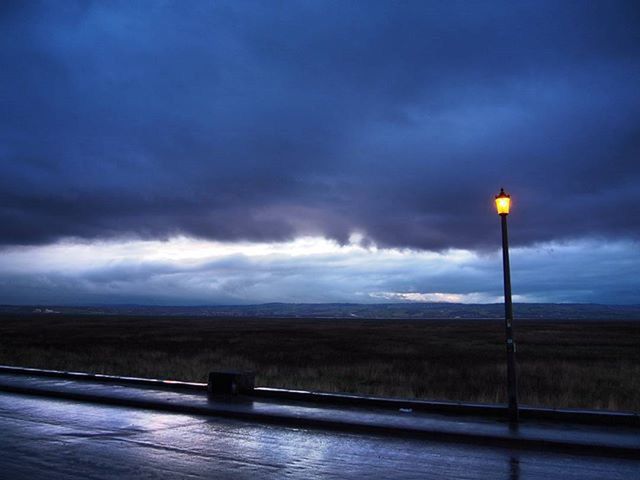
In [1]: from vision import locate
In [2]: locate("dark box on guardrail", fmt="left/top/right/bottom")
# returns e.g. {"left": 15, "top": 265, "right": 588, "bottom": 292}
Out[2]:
{"left": 208, "top": 371, "right": 255, "bottom": 396}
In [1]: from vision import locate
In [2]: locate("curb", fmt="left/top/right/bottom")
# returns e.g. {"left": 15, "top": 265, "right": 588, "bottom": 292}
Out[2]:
{"left": 251, "top": 387, "right": 640, "bottom": 427}
{"left": 1, "top": 380, "right": 638, "bottom": 460}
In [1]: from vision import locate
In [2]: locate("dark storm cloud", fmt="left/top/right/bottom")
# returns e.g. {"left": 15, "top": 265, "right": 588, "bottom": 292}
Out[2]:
{"left": 2, "top": 0, "right": 640, "bottom": 249}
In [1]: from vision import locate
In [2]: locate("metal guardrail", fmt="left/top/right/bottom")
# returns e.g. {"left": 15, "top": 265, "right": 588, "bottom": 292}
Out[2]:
{"left": 0, "top": 364, "right": 637, "bottom": 427}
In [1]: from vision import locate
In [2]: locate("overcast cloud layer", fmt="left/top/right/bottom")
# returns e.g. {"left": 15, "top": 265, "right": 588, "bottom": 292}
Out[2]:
{"left": 1, "top": 1, "right": 639, "bottom": 304}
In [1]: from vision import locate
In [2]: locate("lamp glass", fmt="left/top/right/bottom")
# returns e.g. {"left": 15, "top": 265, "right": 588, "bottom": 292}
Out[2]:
{"left": 495, "top": 194, "right": 511, "bottom": 215}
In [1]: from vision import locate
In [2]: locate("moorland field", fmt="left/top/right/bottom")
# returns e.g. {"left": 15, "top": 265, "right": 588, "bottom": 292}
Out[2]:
{"left": 0, "top": 314, "right": 638, "bottom": 411}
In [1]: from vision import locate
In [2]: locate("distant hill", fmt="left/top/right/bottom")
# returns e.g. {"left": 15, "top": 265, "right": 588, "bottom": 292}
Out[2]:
{"left": 1, "top": 303, "right": 640, "bottom": 320}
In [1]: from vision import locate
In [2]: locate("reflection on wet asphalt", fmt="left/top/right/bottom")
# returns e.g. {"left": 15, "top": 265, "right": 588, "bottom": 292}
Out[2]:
{"left": 1, "top": 392, "right": 638, "bottom": 479}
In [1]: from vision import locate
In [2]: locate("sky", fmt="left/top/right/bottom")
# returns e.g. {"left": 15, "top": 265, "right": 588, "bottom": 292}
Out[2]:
{"left": 1, "top": 0, "right": 639, "bottom": 305}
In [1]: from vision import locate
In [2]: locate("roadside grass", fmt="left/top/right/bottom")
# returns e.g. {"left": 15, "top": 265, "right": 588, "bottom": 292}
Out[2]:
{"left": 0, "top": 315, "right": 637, "bottom": 411}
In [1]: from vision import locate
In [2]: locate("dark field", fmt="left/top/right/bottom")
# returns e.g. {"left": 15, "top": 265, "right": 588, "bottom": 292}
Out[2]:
{"left": 0, "top": 315, "right": 638, "bottom": 412}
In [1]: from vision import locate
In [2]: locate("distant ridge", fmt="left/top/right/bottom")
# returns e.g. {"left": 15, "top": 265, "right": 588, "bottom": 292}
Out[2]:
{"left": 1, "top": 303, "right": 640, "bottom": 320}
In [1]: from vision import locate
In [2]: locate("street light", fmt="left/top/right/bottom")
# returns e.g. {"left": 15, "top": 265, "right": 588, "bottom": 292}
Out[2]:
{"left": 495, "top": 188, "right": 519, "bottom": 423}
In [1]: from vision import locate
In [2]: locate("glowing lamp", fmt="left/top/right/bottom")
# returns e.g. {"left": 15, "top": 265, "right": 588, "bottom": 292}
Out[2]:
{"left": 495, "top": 188, "right": 511, "bottom": 215}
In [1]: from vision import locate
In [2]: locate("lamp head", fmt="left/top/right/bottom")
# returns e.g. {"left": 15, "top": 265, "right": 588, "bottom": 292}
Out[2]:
{"left": 495, "top": 188, "right": 511, "bottom": 215}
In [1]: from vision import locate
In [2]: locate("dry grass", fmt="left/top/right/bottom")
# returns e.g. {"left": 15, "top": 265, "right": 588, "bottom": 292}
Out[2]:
{"left": 0, "top": 315, "right": 638, "bottom": 412}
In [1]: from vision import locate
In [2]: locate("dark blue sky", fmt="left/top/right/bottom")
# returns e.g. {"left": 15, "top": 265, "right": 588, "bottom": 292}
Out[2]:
{"left": 1, "top": 1, "right": 639, "bottom": 304}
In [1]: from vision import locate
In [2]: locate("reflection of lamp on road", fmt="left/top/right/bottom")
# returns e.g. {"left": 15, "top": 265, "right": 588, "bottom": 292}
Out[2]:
{"left": 495, "top": 188, "right": 519, "bottom": 423}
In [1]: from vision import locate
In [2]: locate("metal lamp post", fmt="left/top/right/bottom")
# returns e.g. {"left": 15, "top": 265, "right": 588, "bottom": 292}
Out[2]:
{"left": 495, "top": 188, "right": 519, "bottom": 423}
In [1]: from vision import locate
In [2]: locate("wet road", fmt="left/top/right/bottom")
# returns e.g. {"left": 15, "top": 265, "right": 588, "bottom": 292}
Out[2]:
{"left": 1, "top": 392, "right": 638, "bottom": 479}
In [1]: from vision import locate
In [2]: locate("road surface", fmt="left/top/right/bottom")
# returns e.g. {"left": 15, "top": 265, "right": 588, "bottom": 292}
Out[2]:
{"left": 1, "top": 391, "right": 638, "bottom": 479}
